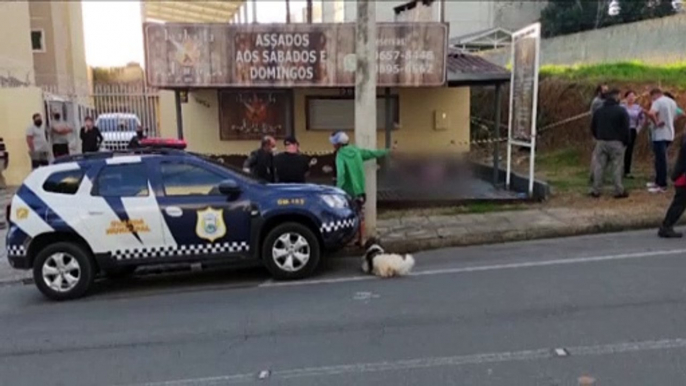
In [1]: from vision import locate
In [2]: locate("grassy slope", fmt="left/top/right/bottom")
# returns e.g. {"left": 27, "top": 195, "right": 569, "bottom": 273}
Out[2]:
{"left": 540, "top": 62, "right": 686, "bottom": 89}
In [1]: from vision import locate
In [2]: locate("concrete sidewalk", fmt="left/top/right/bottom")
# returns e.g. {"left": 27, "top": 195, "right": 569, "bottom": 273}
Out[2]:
{"left": 0, "top": 189, "right": 674, "bottom": 285}
{"left": 378, "top": 206, "right": 670, "bottom": 253}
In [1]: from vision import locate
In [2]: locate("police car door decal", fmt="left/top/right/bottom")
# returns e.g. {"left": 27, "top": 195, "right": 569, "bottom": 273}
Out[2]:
{"left": 195, "top": 207, "right": 227, "bottom": 242}
{"left": 77, "top": 159, "right": 171, "bottom": 255}
{"left": 158, "top": 199, "right": 251, "bottom": 256}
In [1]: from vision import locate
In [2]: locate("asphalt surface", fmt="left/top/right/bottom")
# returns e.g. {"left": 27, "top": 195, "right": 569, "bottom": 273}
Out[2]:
{"left": 2, "top": 228, "right": 686, "bottom": 385}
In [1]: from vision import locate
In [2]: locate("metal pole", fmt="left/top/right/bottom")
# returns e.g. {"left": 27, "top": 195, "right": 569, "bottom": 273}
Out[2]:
{"left": 307, "top": 0, "right": 313, "bottom": 23}
{"left": 505, "top": 30, "right": 516, "bottom": 190}
{"left": 355, "top": 0, "right": 377, "bottom": 241}
{"left": 174, "top": 90, "right": 184, "bottom": 140}
{"left": 252, "top": 0, "right": 257, "bottom": 23}
{"left": 384, "top": 87, "right": 392, "bottom": 149}
{"left": 440, "top": 0, "right": 446, "bottom": 22}
{"left": 242, "top": 2, "right": 248, "bottom": 24}
{"left": 492, "top": 83, "right": 502, "bottom": 185}
{"left": 286, "top": 0, "right": 291, "bottom": 23}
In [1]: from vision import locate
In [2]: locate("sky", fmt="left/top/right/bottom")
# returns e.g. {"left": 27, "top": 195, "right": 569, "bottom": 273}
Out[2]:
{"left": 82, "top": 1, "right": 306, "bottom": 68}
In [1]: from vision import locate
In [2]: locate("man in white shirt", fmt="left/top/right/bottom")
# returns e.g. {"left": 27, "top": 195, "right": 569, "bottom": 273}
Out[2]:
{"left": 26, "top": 113, "right": 50, "bottom": 169}
{"left": 49, "top": 112, "right": 73, "bottom": 158}
{"left": 646, "top": 88, "right": 678, "bottom": 193}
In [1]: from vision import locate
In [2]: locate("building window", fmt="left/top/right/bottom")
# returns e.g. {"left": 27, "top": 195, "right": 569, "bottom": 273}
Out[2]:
{"left": 306, "top": 95, "right": 400, "bottom": 131}
{"left": 31, "top": 30, "right": 45, "bottom": 52}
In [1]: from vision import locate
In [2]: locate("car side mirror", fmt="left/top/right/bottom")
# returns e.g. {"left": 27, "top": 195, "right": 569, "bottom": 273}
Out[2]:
{"left": 218, "top": 179, "right": 241, "bottom": 198}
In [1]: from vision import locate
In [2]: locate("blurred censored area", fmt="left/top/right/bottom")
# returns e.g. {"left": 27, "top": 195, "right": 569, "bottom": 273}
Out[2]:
{"left": 210, "top": 147, "right": 514, "bottom": 206}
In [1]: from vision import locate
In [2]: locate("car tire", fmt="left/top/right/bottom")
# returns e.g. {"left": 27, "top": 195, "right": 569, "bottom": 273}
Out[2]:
{"left": 103, "top": 266, "right": 137, "bottom": 280}
{"left": 262, "top": 222, "right": 321, "bottom": 281}
{"left": 32, "top": 242, "right": 95, "bottom": 301}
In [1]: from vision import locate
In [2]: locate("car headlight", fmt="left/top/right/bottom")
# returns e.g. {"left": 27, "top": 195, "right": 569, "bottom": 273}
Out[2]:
{"left": 321, "top": 194, "right": 349, "bottom": 209}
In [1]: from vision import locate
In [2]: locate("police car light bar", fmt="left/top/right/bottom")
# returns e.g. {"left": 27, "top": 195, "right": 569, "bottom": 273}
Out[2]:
{"left": 139, "top": 138, "right": 187, "bottom": 149}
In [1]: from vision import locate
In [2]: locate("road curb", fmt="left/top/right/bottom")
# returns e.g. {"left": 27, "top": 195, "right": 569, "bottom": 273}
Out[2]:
{"left": 0, "top": 216, "right": 670, "bottom": 287}
{"left": 364, "top": 216, "right": 669, "bottom": 255}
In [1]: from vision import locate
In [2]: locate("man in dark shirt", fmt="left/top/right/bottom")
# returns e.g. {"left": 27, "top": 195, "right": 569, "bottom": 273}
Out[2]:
{"left": 79, "top": 116, "right": 103, "bottom": 153}
{"left": 128, "top": 126, "right": 147, "bottom": 149}
{"left": 659, "top": 136, "right": 686, "bottom": 238}
{"left": 274, "top": 136, "right": 311, "bottom": 183}
{"left": 243, "top": 135, "right": 276, "bottom": 182}
{"left": 590, "top": 88, "right": 631, "bottom": 199}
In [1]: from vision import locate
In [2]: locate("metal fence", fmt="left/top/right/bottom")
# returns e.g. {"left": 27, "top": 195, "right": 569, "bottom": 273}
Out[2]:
{"left": 41, "top": 83, "right": 160, "bottom": 152}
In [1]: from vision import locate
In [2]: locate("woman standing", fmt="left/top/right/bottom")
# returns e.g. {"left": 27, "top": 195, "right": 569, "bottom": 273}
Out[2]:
{"left": 621, "top": 90, "right": 644, "bottom": 179}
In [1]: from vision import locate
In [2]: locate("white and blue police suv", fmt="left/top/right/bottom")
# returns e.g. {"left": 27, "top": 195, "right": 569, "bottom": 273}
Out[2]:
{"left": 5, "top": 149, "right": 358, "bottom": 300}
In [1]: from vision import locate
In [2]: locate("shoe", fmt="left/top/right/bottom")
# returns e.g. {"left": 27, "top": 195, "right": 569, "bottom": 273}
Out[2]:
{"left": 614, "top": 192, "right": 629, "bottom": 199}
{"left": 658, "top": 228, "right": 683, "bottom": 238}
{"left": 589, "top": 192, "right": 601, "bottom": 198}
{"left": 648, "top": 186, "right": 667, "bottom": 194}
{"left": 647, "top": 182, "right": 658, "bottom": 188}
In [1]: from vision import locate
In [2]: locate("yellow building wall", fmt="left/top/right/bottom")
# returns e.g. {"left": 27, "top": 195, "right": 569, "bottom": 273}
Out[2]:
{"left": 66, "top": 0, "right": 90, "bottom": 101}
{"left": 160, "top": 87, "right": 470, "bottom": 155}
{"left": 30, "top": 0, "right": 90, "bottom": 102}
{"left": 0, "top": 87, "right": 45, "bottom": 186}
{"left": 0, "top": 2, "right": 35, "bottom": 84}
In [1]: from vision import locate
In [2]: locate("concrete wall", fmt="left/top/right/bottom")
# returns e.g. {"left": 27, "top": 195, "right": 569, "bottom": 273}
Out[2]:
{"left": 480, "top": 13, "right": 686, "bottom": 67}
{"left": 0, "top": 87, "right": 44, "bottom": 186}
{"left": 0, "top": 2, "right": 35, "bottom": 84}
{"left": 159, "top": 87, "right": 471, "bottom": 156}
{"left": 320, "top": 0, "right": 545, "bottom": 39}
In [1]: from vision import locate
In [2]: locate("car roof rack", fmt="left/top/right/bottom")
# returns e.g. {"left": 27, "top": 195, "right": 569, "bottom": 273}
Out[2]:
{"left": 52, "top": 146, "right": 190, "bottom": 164}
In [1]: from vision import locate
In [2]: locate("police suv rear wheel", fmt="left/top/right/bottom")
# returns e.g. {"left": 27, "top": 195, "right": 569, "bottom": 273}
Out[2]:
{"left": 33, "top": 242, "right": 95, "bottom": 301}
{"left": 263, "top": 223, "right": 320, "bottom": 280}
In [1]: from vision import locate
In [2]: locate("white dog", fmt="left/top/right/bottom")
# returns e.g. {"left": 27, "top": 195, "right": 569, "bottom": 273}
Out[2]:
{"left": 361, "top": 238, "right": 415, "bottom": 278}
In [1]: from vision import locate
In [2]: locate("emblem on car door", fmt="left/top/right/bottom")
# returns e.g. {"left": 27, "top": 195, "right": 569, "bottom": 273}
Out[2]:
{"left": 196, "top": 207, "right": 226, "bottom": 242}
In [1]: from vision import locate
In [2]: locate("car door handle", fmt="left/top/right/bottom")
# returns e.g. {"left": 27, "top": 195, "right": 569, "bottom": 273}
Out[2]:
{"left": 165, "top": 206, "right": 183, "bottom": 217}
{"left": 88, "top": 211, "right": 104, "bottom": 216}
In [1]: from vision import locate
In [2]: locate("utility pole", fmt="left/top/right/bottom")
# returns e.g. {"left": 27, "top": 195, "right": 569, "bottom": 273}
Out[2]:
{"left": 306, "top": 0, "right": 313, "bottom": 23}
{"left": 355, "top": 0, "right": 377, "bottom": 240}
{"left": 286, "top": 0, "right": 291, "bottom": 23}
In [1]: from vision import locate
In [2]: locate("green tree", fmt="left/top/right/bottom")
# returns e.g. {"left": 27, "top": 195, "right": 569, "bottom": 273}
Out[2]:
{"left": 540, "top": 0, "right": 677, "bottom": 38}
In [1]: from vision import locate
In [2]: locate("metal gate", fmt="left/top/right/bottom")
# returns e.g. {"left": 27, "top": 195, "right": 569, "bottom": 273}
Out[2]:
{"left": 42, "top": 84, "right": 160, "bottom": 153}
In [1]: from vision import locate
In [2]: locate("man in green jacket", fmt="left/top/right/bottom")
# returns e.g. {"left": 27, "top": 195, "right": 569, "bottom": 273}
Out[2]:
{"left": 330, "top": 131, "right": 391, "bottom": 244}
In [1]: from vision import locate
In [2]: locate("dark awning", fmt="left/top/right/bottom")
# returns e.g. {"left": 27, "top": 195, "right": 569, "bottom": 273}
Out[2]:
{"left": 446, "top": 50, "right": 510, "bottom": 87}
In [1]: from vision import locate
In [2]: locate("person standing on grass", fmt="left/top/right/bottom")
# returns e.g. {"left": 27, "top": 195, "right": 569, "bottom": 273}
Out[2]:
{"left": 329, "top": 131, "right": 392, "bottom": 245}
{"left": 646, "top": 88, "right": 678, "bottom": 194}
{"left": 621, "top": 90, "right": 644, "bottom": 179}
{"left": 658, "top": 134, "right": 686, "bottom": 238}
{"left": 79, "top": 116, "right": 103, "bottom": 153}
{"left": 589, "top": 88, "right": 630, "bottom": 199}
{"left": 589, "top": 84, "right": 609, "bottom": 184}
{"left": 664, "top": 92, "right": 685, "bottom": 121}
{"left": 590, "top": 84, "right": 609, "bottom": 114}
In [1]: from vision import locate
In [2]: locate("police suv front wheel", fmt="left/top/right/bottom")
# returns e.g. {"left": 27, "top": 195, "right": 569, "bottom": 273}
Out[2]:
{"left": 262, "top": 223, "right": 321, "bottom": 280}
{"left": 32, "top": 242, "right": 95, "bottom": 301}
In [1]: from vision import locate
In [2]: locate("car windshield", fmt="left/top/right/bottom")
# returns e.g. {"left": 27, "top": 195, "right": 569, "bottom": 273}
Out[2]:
{"left": 96, "top": 117, "right": 140, "bottom": 133}
{"left": 188, "top": 152, "right": 266, "bottom": 185}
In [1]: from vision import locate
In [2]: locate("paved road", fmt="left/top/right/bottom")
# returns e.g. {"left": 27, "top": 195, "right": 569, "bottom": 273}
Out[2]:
{"left": 1, "top": 228, "right": 686, "bottom": 385}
